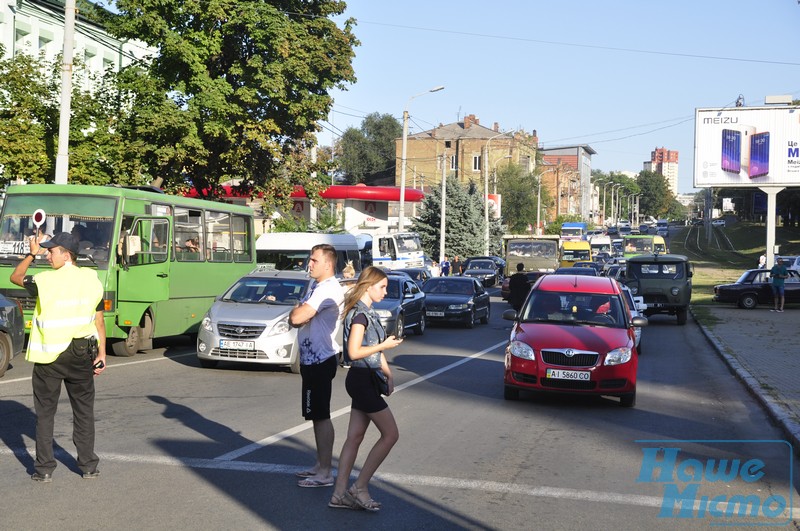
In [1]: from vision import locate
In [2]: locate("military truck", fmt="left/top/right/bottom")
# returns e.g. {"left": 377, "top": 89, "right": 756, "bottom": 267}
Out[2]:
{"left": 623, "top": 254, "right": 693, "bottom": 325}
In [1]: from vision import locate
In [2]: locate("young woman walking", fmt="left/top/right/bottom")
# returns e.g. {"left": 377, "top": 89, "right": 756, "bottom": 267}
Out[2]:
{"left": 329, "top": 267, "right": 403, "bottom": 512}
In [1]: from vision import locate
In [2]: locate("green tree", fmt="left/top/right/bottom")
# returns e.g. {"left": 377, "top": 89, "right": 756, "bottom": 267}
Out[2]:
{"left": 108, "top": 0, "right": 358, "bottom": 205}
{"left": 496, "top": 163, "right": 546, "bottom": 233}
{"left": 637, "top": 170, "right": 674, "bottom": 217}
{"left": 412, "top": 175, "right": 487, "bottom": 261}
{"left": 0, "top": 47, "right": 128, "bottom": 186}
{"left": 336, "top": 112, "right": 402, "bottom": 184}
{"left": 544, "top": 214, "right": 583, "bottom": 236}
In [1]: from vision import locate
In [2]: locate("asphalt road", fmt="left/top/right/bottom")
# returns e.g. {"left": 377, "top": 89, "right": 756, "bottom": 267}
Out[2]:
{"left": 1, "top": 291, "right": 798, "bottom": 530}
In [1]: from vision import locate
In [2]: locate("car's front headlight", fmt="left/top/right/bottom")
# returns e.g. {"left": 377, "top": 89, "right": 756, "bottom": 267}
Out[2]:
{"left": 629, "top": 286, "right": 638, "bottom": 295}
{"left": 448, "top": 303, "right": 469, "bottom": 310}
{"left": 508, "top": 340, "right": 535, "bottom": 361}
{"left": 201, "top": 315, "right": 213, "bottom": 333}
{"left": 670, "top": 287, "right": 680, "bottom": 296}
{"left": 605, "top": 347, "right": 633, "bottom": 365}
{"left": 374, "top": 309, "right": 392, "bottom": 319}
{"left": 267, "top": 317, "right": 291, "bottom": 337}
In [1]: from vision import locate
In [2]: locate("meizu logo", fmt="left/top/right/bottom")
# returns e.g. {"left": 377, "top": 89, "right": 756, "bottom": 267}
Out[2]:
{"left": 703, "top": 117, "right": 739, "bottom": 124}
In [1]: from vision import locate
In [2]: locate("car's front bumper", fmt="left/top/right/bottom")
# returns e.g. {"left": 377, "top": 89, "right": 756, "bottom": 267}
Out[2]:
{"left": 197, "top": 327, "right": 298, "bottom": 366}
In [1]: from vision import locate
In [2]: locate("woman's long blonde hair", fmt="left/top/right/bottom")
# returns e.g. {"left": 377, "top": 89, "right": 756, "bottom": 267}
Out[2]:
{"left": 342, "top": 266, "right": 388, "bottom": 319}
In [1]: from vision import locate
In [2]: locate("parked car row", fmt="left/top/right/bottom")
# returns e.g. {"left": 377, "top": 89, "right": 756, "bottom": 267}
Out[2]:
{"left": 197, "top": 266, "right": 494, "bottom": 373}
{"left": 713, "top": 268, "right": 800, "bottom": 309}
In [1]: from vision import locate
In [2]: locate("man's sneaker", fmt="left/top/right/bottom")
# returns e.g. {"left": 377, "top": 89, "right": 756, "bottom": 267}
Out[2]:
{"left": 82, "top": 470, "right": 100, "bottom": 479}
{"left": 777, "top": 309, "right": 784, "bottom": 313}
{"left": 770, "top": 309, "right": 777, "bottom": 312}
{"left": 31, "top": 472, "right": 52, "bottom": 483}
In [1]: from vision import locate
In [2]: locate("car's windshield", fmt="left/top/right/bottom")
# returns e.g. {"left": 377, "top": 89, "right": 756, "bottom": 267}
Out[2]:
{"left": 223, "top": 277, "right": 308, "bottom": 304}
{"left": 468, "top": 260, "right": 493, "bottom": 270}
{"left": 424, "top": 279, "right": 474, "bottom": 295}
{"left": 519, "top": 291, "right": 625, "bottom": 327}
{"left": 628, "top": 262, "right": 685, "bottom": 280}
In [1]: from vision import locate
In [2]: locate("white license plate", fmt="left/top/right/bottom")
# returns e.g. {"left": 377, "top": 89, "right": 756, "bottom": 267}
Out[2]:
{"left": 427, "top": 311, "right": 445, "bottom": 317}
{"left": 220, "top": 340, "right": 255, "bottom": 350}
{"left": 546, "top": 368, "right": 591, "bottom": 381}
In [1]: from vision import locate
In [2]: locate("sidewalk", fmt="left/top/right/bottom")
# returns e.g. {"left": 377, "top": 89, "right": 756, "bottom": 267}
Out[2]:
{"left": 693, "top": 305, "right": 800, "bottom": 450}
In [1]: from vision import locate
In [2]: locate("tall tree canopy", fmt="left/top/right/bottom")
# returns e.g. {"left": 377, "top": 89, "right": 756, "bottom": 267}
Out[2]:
{"left": 496, "top": 163, "right": 548, "bottom": 234}
{"left": 335, "top": 112, "right": 402, "bottom": 184}
{"left": 412, "top": 176, "right": 497, "bottom": 261}
{"left": 108, "top": 0, "right": 358, "bottom": 204}
{"left": 636, "top": 170, "right": 674, "bottom": 217}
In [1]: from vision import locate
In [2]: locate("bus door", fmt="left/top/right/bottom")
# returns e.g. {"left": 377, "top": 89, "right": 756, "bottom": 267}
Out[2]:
{"left": 117, "top": 217, "right": 171, "bottom": 322}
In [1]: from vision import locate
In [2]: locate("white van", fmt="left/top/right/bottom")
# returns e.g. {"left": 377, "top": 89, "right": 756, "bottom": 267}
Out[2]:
{"left": 255, "top": 232, "right": 361, "bottom": 275}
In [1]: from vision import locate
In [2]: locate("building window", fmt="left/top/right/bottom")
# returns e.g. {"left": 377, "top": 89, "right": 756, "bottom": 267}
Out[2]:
{"left": 472, "top": 155, "right": 481, "bottom": 172}
{"left": 445, "top": 141, "right": 452, "bottom": 149}
{"left": 450, "top": 155, "right": 457, "bottom": 170}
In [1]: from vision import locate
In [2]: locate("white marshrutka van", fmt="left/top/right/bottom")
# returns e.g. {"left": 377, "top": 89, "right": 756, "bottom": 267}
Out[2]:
{"left": 255, "top": 232, "right": 361, "bottom": 275}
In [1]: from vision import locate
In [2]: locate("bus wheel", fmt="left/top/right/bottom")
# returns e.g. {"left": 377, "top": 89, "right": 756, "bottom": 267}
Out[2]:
{"left": 112, "top": 327, "right": 142, "bottom": 357}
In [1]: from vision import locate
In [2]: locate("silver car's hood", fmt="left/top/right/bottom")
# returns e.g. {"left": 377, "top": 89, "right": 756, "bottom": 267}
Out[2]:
{"left": 209, "top": 301, "right": 291, "bottom": 324}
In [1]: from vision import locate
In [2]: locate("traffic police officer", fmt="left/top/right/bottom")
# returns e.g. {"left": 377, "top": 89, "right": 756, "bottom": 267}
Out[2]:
{"left": 10, "top": 231, "right": 107, "bottom": 482}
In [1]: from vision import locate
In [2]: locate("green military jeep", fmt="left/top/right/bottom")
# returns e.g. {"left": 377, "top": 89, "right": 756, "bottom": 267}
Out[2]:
{"left": 623, "top": 254, "right": 693, "bottom": 325}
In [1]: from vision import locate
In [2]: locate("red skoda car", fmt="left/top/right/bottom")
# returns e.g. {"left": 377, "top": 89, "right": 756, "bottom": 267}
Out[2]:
{"left": 502, "top": 275, "right": 647, "bottom": 407}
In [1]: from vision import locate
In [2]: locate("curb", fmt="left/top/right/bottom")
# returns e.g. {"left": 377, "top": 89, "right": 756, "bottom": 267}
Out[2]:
{"left": 691, "top": 307, "right": 800, "bottom": 454}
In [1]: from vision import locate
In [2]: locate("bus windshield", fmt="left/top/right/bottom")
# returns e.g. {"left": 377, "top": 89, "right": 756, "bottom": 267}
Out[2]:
{"left": 0, "top": 194, "right": 116, "bottom": 266}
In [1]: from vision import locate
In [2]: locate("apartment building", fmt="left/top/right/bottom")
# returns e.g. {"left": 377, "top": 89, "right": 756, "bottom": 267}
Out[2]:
{"left": 643, "top": 147, "right": 679, "bottom": 195}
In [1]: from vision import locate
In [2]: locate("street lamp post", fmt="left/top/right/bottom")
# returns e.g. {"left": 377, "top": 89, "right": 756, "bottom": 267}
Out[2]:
{"left": 483, "top": 131, "right": 511, "bottom": 255}
{"left": 610, "top": 184, "right": 622, "bottom": 226}
{"left": 399, "top": 85, "right": 445, "bottom": 232}
{"left": 601, "top": 182, "right": 611, "bottom": 226}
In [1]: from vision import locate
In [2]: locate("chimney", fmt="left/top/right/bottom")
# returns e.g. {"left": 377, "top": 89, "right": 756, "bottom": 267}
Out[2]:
{"left": 493, "top": 122, "right": 499, "bottom": 132}
{"left": 532, "top": 129, "right": 539, "bottom": 148}
{"left": 464, "top": 114, "right": 473, "bottom": 129}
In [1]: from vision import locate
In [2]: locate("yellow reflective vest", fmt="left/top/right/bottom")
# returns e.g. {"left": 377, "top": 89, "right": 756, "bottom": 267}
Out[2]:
{"left": 26, "top": 264, "right": 103, "bottom": 364}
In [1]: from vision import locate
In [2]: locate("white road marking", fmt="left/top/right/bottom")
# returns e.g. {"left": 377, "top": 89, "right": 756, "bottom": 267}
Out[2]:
{"left": 1, "top": 446, "right": 796, "bottom": 519}
{"left": 214, "top": 340, "right": 509, "bottom": 461}
{"left": 0, "top": 352, "right": 197, "bottom": 386}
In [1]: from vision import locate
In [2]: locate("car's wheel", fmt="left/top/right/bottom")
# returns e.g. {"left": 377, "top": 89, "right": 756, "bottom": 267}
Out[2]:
{"left": 0, "top": 333, "right": 11, "bottom": 378}
{"left": 504, "top": 385, "right": 519, "bottom": 401}
{"left": 465, "top": 309, "right": 475, "bottom": 329}
{"left": 620, "top": 391, "right": 636, "bottom": 408}
{"left": 413, "top": 312, "right": 426, "bottom": 335}
{"left": 738, "top": 293, "right": 758, "bottom": 310}
{"left": 112, "top": 326, "right": 142, "bottom": 357}
{"left": 676, "top": 308, "right": 688, "bottom": 325}
{"left": 395, "top": 313, "right": 405, "bottom": 338}
{"left": 480, "top": 305, "right": 490, "bottom": 324}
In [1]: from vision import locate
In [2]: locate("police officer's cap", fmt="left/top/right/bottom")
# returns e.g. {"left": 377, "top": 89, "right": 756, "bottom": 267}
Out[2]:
{"left": 40, "top": 232, "right": 79, "bottom": 254}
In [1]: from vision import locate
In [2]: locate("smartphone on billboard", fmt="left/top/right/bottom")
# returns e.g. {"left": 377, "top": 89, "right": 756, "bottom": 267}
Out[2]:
{"left": 720, "top": 129, "right": 741, "bottom": 173}
{"left": 749, "top": 132, "right": 770, "bottom": 178}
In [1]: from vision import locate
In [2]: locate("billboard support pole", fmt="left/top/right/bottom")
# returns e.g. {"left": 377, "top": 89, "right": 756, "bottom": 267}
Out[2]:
{"left": 760, "top": 186, "right": 785, "bottom": 269}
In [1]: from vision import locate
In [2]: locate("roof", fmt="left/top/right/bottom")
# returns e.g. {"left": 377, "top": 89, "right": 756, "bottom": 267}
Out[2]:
{"left": 408, "top": 122, "right": 513, "bottom": 141}
{"left": 539, "top": 145, "right": 597, "bottom": 155}
{"left": 625, "top": 254, "right": 690, "bottom": 263}
{"left": 536, "top": 275, "right": 619, "bottom": 294}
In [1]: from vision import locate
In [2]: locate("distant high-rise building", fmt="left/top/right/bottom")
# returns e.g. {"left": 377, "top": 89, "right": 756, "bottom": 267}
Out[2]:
{"left": 643, "top": 147, "right": 678, "bottom": 194}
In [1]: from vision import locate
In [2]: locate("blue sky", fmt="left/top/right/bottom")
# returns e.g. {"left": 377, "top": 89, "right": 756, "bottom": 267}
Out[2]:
{"left": 318, "top": 0, "right": 800, "bottom": 193}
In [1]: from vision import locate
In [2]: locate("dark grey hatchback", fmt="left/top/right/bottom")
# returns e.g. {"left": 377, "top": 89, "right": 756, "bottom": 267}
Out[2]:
{"left": 422, "top": 276, "right": 491, "bottom": 328}
{"left": 0, "top": 294, "right": 26, "bottom": 378}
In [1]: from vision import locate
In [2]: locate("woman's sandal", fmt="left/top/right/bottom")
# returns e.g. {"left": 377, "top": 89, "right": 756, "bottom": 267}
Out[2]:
{"left": 328, "top": 493, "right": 359, "bottom": 510}
{"left": 346, "top": 485, "right": 381, "bottom": 512}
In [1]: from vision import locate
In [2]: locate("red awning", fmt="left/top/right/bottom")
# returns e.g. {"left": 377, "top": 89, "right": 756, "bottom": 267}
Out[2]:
{"left": 291, "top": 184, "right": 424, "bottom": 202}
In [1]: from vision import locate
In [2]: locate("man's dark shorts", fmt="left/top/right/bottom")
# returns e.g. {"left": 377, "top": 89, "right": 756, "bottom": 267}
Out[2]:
{"left": 771, "top": 284, "right": 785, "bottom": 296}
{"left": 300, "top": 355, "right": 338, "bottom": 420}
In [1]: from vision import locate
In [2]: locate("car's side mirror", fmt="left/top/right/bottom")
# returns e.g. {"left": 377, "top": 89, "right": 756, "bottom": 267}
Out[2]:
{"left": 631, "top": 316, "right": 648, "bottom": 327}
{"left": 502, "top": 309, "right": 518, "bottom": 321}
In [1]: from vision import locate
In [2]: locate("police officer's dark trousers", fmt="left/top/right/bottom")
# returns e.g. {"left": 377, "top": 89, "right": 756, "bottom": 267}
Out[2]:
{"left": 31, "top": 338, "right": 98, "bottom": 475}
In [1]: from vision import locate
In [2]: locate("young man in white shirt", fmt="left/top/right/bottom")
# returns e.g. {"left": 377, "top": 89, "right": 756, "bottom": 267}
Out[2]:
{"left": 289, "top": 244, "right": 344, "bottom": 487}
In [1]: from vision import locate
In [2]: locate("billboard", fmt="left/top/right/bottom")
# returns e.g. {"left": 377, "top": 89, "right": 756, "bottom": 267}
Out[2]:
{"left": 694, "top": 106, "right": 800, "bottom": 187}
